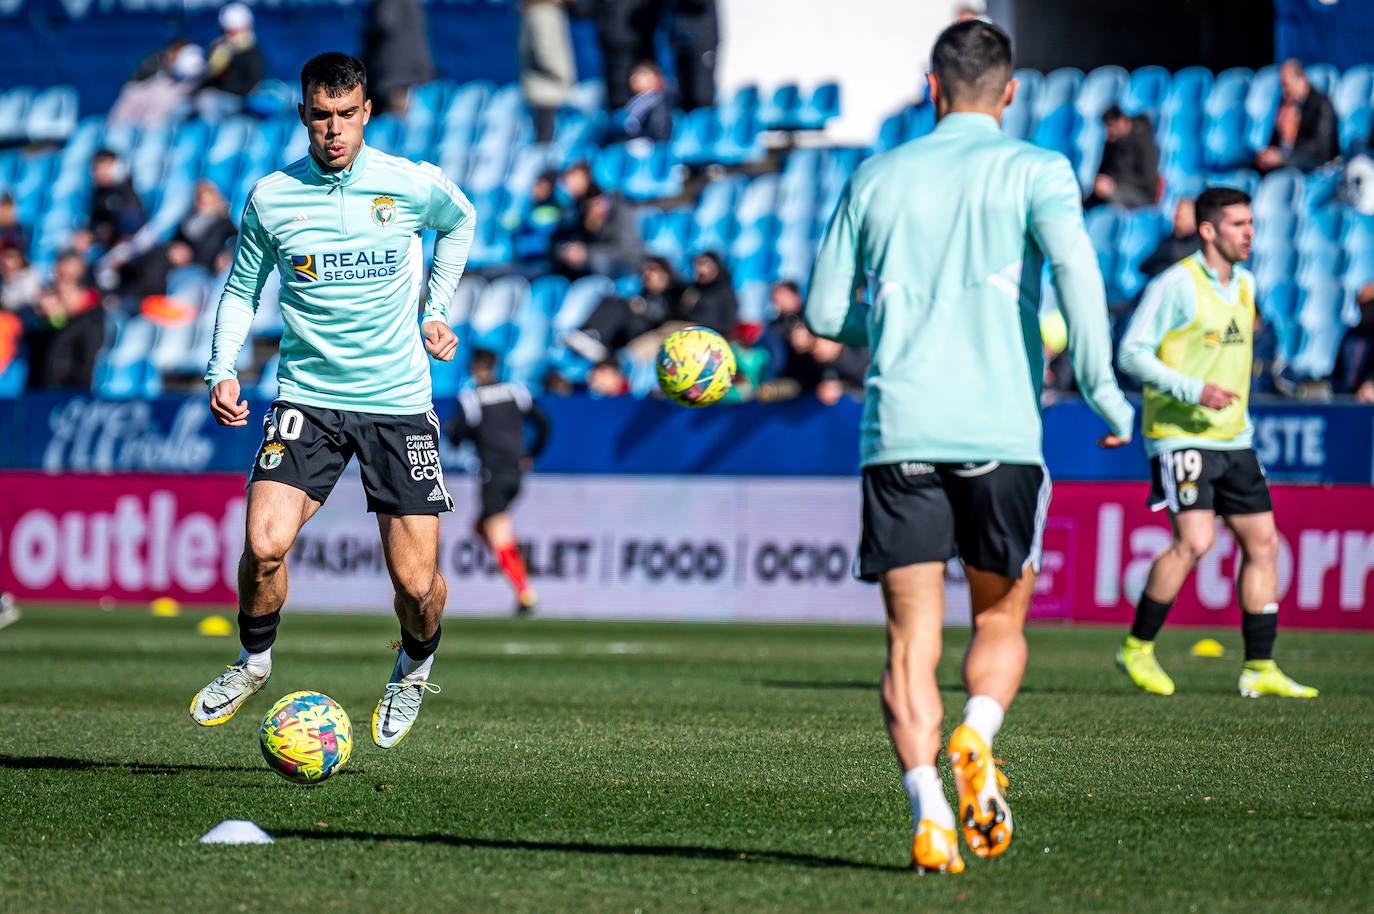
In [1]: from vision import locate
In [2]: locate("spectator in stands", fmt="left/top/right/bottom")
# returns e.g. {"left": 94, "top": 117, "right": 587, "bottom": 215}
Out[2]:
{"left": 610, "top": 61, "right": 673, "bottom": 145}
{"left": 87, "top": 150, "right": 146, "bottom": 254}
{"left": 1256, "top": 60, "right": 1338, "bottom": 175}
{"left": 587, "top": 357, "right": 630, "bottom": 397}
{"left": 195, "top": 2, "right": 266, "bottom": 122}
{"left": 1086, "top": 106, "right": 1158, "bottom": 210}
{"left": 519, "top": 0, "right": 576, "bottom": 143}
{"left": 668, "top": 0, "right": 718, "bottom": 112}
{"left": 1138, "top": 198, "right": 1201, "bottom": 278}
{"left": 362, "top": 0, "right": 437, "bottom": 116}
{"left": 672, "top": 251, "right": 737, "bottom": 335}
{"left": 596, "top": 0, "right": 657, "bottom": 111}
{"left": 0, "top": 247, "right": 42, "bottom": 313}
{"left": 760, "top": 319, "right": 865, "bottom": 405}
{"left": 567, "top": 255, "right": 684, "bottom": 362}
{"left": 108, "top": 37, "right": 205, "bottom": 126}
{"left": 759, "top": 279, "right": 803, "bottom": 373}
{"left": 551, "top": 187, "right": 644, "bottom": 280}
{"left": 23, "top": 252, "right": 105, "bottom": 390}
{"left": 507, "top": 169, "right": 564, "bottom": 275}
{"left": 0, "top": 194, "right": 28, "bottom": 255}
{"left": 554, "top": 160, "right": 599, "bottom": 234}
{"left": 168, "top": 180, "right": 239, "bottom": 272}
{"left": 1333, "top": 282, "right": 1374, "bottom": 403}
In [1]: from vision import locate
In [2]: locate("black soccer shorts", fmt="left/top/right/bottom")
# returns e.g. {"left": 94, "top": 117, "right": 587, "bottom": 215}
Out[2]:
{"left": 857, "top": 460, "right": 1051, "bottom": 581}
{"left": 477, "top": 467, "right": 523, "bottom": 520}
{"left": 249, "top": 400, "right": 454, "bottom": 515}
{"left": 1148, "top": 446, "right": 1273, "bottom": 516}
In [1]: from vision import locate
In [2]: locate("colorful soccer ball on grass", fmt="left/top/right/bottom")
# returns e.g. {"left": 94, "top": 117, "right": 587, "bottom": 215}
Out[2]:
{"left": 656, "top": 326, "right": 736, "bottom": 407}
{"left": 260, "top": 691, "right": 353, "bottom": 784}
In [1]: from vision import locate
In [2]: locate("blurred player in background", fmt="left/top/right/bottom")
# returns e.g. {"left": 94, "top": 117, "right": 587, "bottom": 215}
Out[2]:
{"left": 805, "top": 19, "right": 1134, "bottom": 873}
{"left": 1115, "top": 187, "right": 1317, "bottom": 700}
{"left": 192, "top": 52, "right": 476, "bottom": 749}
{"left": 447, "top": 348, "right": 551, "bottom": 615}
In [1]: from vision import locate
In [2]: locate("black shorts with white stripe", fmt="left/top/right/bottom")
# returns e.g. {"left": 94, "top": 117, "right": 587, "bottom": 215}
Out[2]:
{"left": 1148, "top": 446, "right": 1272, "bottom": 516}
{"left": 856, "top": 461, "right": 1051, "bottom": 582}
{"left": 249, "top": 400, "right": 454, "bottom": 515}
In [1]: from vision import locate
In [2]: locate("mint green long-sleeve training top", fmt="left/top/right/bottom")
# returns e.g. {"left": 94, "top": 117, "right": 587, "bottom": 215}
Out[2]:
{"left": 206, "top": 143, "right": 476, "bottom": 414}
{"left": 804, "top": 112, "right": 1134, "bottom": 467}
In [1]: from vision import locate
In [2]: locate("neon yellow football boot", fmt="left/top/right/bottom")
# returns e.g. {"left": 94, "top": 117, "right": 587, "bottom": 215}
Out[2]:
{"left": 947, "top": 724, "right": 1012, "bottom": 859}
{"left": 1238, "top": 660, "right": 1318, "bottom": 698}
{"left": 1115, "top": 636, "right": 1176, "bottom": 696}
{"left": 912, "top": 819, "right": 965, "bottom": 874}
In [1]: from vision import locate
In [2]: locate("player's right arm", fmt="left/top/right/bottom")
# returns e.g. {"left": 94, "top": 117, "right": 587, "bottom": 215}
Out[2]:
{"left": 205, "top": 196, "right": 277, "bottom": 426}
{"left": 803, "top": 179, "right": 870, "bottom": 348}
{"left": 1028, "top": 156, "right": 1134, "bottom": 442}
{"left": 1117, "top": 269, "right": 1223, "bottom": 406}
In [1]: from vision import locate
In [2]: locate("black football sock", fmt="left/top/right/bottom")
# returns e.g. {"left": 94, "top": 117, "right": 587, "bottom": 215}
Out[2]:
{"left": 238, "top": 609, "right": 281, "bottom": 654}
{"left": 1129, "top": 595, "right": 1173, "bottom": 642}
{"left": 1241, "top": 612, "right": 1278, "bottom": 662}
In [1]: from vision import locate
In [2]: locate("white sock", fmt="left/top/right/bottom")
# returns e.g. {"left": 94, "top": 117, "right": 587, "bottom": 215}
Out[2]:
{"left": 902, "top": 765, "right": 954, "bottom": 831}
{"left": 398, "top": 651, "right": 434, "bottom": 680}
{"left": 237, "top": 647, "right": 271, "bottom": 678}
{"left": 962, "top": 694, "right": 1005, "bottom": 746}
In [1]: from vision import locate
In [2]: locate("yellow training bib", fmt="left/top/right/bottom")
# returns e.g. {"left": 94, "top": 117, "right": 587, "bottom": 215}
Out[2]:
{"left": 1143, "top": 258, "right": 1253, "bottom": 441}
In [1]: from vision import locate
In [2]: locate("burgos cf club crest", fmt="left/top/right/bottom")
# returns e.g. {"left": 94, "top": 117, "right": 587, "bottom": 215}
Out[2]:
{"left": 259, "top": 442, "right": 285, "bottom": 471}
{"left": 371, "top": 194, "right": 397, "bottom": 227}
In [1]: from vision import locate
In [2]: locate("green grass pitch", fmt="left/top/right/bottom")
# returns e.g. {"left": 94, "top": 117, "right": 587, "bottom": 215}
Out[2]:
{"left": 2, "top": 607, "right": 1371, "bottom": 913}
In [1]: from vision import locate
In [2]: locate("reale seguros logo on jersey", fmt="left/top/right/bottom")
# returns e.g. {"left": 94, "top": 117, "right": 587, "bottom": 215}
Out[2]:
{"left": 289, "top": 249, "right": 400, "bottom": 282}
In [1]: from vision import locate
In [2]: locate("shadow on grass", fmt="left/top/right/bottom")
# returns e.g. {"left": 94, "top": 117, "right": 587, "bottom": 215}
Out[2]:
{"left": 0, "top": 753, "right": 331, "bottom": 777}
{"left": 273, "top": 827, "right": 908, "bottom": 872}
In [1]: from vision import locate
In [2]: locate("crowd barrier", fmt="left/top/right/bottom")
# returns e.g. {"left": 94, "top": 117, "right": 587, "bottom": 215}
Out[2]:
{"left": 2, "top": 393, "right": 1372, "bottom": 483}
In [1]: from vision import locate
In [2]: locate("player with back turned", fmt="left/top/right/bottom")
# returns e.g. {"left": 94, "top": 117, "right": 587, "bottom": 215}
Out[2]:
{"left": 1115, "top": 187, "right": 1317, "bottom": 700}
{"left": 190, "top": 52, "right": 477, "bottom": 749}
{"left": 805, "top": 20, "right": 1134, "bottom": 873}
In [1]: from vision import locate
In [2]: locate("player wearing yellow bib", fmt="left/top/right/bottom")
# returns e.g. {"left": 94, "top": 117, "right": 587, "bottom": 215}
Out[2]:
{"left": 1115, "top": 187, "right": 1316, "bottom": 700}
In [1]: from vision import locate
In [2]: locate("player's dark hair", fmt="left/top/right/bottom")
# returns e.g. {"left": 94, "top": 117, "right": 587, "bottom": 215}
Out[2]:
{"left": 470, "top": 348, "right": 499, "bottom": 373}
{"left": 930, "top": 19, "right": 1013, "bottom": 105}
{"left": 1101, "top": 104, "right": 1127, "bottom": 124}
{"left": 300, "top": 52, "right": 368, "bottom": 102}
{"left": 774, "top": 280, "right": 801, "bottom": 296}
{"left": 1195, "top": 187, "right": 1251, "bottom": 229}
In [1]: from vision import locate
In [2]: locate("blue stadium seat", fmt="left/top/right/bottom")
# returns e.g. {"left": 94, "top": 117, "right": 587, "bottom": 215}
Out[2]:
{"left": 256, "top": 354, "right": 280, "bottom": 402}
{"left": 505, "top": 293, "right": 552, "bottom": 388}
{"left": 1307, "top": 63, "right": 1340, "bottom": 99}
{"left": 367, "top": 114, "right": 405, "bottom": 156}
{"left": 249, "top": 273, "right": 285, "bottom": 339}
{"left": 1244, "top": 65, "right": 1279, "bottom": 152}
{"left": 670, "top": 107, "right": 720, "bottom": 166}
{"left": 551, "top": 108, "right": 603, "bottom": 165}
{"left": 429, "top": 351, "right": 462, "bottom": 401}
{"left": 1203, "top": 110, "right": 1250, "bottom": 170}
{"left": 1252, "top": 252, "right": 1295, "bottom": 301}
{"left": 466, "top": 274, "right": 528, "bottom": 354}
{"left": 1260, "top": 279, "right": 1298, "bottom": 321}
{"left": 446, "top": 275, "right": 488, "bottom": 328}
{"left": 564, "top": 79, "right": 606, "bottom": 114}
{"left": 710, "top": 107, "right": 765, "bottom": 166}
{"left": 1007, "top": 69, "right": 1042, "bottom": 138}
{"left": 94, "top": 357, "right": 162, "bottom": 399}
{"left": 1076, "top": 66, "right": 1127, "bottom": 120}
{"left": 1160, "top": 67, "right": 1211, "bottom": 139}
{"left": 24, "top": 84, "right": 78, "bottom": 144}
{"left": 1210, "top": 167, "right": 1260, "bottom": 198}
{"left": 465, "top": 144, "right": 514, "bottom": 194}
{"left": 876, "top": 103, "right": 935, "bottom": 152}
{"left": 735, "top": 280, "right": 771, "bottom": 323}
{"left": 528, "top": 274, "right": 569, "bottom": 317}
{"left": 800, "top": 82, "right": 841, "bottom": 129}
{"left": 692, "top": 207, "right": 737, "bottom": 254}
{"left": 759, "top": 83, "right": 804, "bottom": 130}
{"left": 1295, "top": 247, "right": 1341, "bottom": 290}
{"left": 1035, "top": 68, "right": 1083, "bottom": 122}
{"left": 149, "top": 267, "right": 212, "bottom": 372}
{"left": 467, "top": 209, "right": 514, "bottom": 269}
{"left": 0, "top": 87, "right": 34, "bottom": 145}
{"left": 644, "top": 207, "right": 692, "bottom": 267}
{"left": 504, "top": 144, "right": 556, "bottom": 202}
{"left": 1074, "top": 118, "right": 1105, "bottom": 191}
{"left": 1340, "top": 105, "right": 1372, "bottom": 156}
{"left": 0, "top": 357, "right": 26, "bottom": 396}
{"left": 1113, "top": 210, "right": 1166, "bottom": 301}
{"left": 1253, "top": 167, "right": 1305, "bottom": 219}
{"left": 1030, "top": 103, "right": 1078, "bottom": 160}
{"left": 1084, "top": 206, "right": 1119, "bottom": 279}
{"left": 546, "top": 274, "right": 617, "bottom": 381}
{"left": 622, "top": 143, "right": 684, "bottom": 201}
{"left": 1205, "top": 68, "right": 1253, "bottom": 120}
{"left": 1121, "top": 66, "right": 1171, "bottom": 119}
{"left": 723, "top": 85, "right": 761, "bottom": 122}
{"left": 1337, "top": 65, "right": 1374, "bottom": 117}
{"left": 1291, "top": 277, "right": 1346, "bottom": 378}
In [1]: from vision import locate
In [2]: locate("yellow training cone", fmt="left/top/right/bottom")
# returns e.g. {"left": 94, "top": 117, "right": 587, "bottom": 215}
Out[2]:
{"left": 197, "top": 615, "right": 234, "bottom": 637}
{"left": 150, "top": 597, "right": 181, "bottom": 617}
{"left": 1190, "top": 638, "right": 1225, "bottom": 658}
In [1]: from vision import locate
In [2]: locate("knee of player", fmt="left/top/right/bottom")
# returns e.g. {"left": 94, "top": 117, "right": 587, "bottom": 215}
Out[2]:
{"left": 1240, "top": 528, "right": 1281, "bottom": 565}
{"left": 242, "top": 536, "right": 291, "bottom": 573}
{"left": 1175, "top": 530, "right": 1216, "bottom": 564}
{"left": 399, "top": 568, "right": 446, "bottom": 606}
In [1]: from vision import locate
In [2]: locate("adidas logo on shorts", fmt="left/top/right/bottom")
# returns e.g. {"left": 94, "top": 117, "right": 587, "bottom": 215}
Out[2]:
{"left": 426, "top": 484, "right": 446, "bottom": 502}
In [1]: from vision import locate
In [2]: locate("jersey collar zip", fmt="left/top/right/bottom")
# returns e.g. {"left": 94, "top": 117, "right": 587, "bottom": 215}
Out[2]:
{"left": 308, "top": 143, "right": 371, "bottom": 232}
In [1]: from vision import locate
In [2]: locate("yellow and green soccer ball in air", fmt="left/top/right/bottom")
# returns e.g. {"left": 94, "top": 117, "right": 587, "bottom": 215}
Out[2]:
{"left": 260, "top": 691, "right": 353, "bottom": 784}
{"left": 656, "top": 326, "right": 736, "bottom": 407}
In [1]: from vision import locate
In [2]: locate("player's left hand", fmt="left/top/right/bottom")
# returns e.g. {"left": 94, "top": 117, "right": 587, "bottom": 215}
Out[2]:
{"left": 1097, "top": 433, "right": 1131, "bottom": 448}
{"left": 423, "top": 321, "right": 458, "bottom": 362}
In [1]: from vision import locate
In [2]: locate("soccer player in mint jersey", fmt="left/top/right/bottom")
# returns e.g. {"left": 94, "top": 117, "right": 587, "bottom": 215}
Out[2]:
{"left": 191, "top": 52, "right": 476, "bottom": 749}
{"left": 805, "top": 20, "right": 1134, "bottom": 873}
{"left": 1115, "top": 187, "right": 1317, "bottom": 701}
